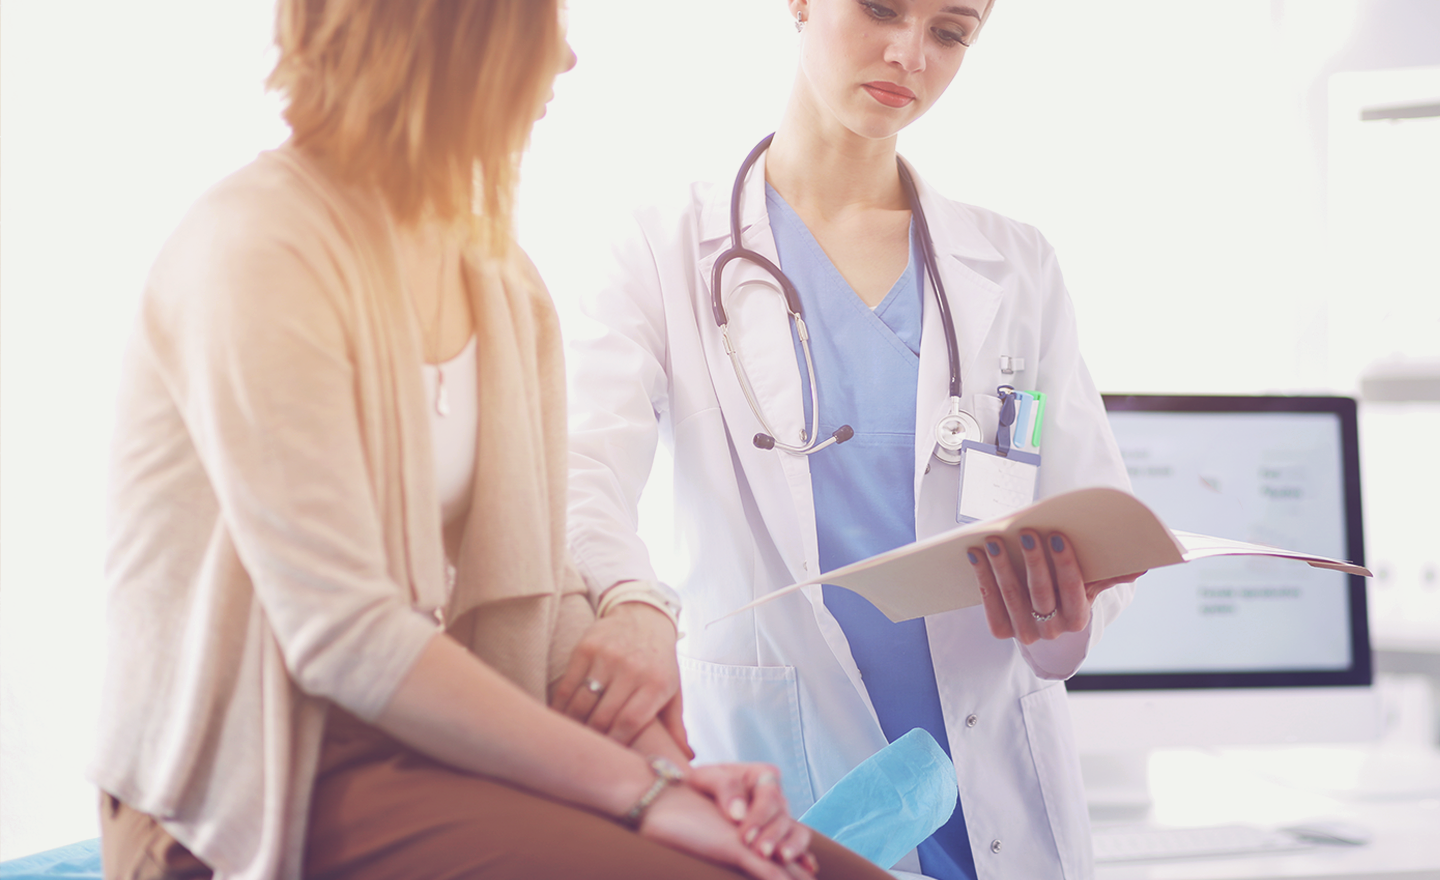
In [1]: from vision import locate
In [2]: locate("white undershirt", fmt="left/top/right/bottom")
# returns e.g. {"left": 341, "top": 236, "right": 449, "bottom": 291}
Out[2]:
{"left": 421, "top": 335, "right": 478, "bottom": 525}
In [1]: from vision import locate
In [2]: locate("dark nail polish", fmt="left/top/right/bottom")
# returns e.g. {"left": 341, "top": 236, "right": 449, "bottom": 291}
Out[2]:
{"left": 967, "top": 550, "right": 979, "bottom": 564}
{"left": 1050, "top": 535, "right": 1065, "bottom": 553}
{"left": 1021, "top": 533, "right": 1036, "bottom": 551}
{"left": 987, "top": 540, "right": 1001, "bottom": 556}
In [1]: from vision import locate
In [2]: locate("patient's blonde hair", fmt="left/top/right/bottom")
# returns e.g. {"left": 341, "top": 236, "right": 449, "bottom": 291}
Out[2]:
{"left": 268, "top": 0, "right": 561, "bottom": 254}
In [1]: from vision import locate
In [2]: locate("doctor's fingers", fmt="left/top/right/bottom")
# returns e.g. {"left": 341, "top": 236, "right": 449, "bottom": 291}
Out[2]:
{"left": 1085, "top": 572, "right": 1146, "bottom": 604}
{"left": 1045, "top": 532, "right": 1092, "bottom": 633}
{"left": 969, "top": 545, "right": 1015, "bottom": 640}
{"left": 982, "top": 536, "right": 1045, "bottom": 644}
{"left": 1017, "top": 530, "right": 1064, "bottom": 639}
{"left": 659, "top": 691, "right": 696, "bottom": 760}
{"left": 590, "top": 677, "right": 672, "bottom": 745}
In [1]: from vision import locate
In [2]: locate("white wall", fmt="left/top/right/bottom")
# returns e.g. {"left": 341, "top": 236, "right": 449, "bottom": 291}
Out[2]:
{"left": 2, "top": 0, "right": 1436, "bottom": 860}
{"left": 0, "top": 0, "right": 289, "bottom": 859}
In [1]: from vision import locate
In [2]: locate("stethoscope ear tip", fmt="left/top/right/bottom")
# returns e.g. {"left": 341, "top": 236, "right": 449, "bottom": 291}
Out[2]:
{"left": 754, "top": 433, "right": 777, "bottom": 450}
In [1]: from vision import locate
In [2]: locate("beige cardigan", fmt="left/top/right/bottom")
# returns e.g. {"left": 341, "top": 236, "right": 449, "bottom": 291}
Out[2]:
{"left": 90, "top": 146, "right": 589, "bottom": 880}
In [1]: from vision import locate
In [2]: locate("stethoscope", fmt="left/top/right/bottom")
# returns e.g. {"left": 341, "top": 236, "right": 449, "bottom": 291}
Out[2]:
{"left": 710, "top": 134, "right": 982, "bottom": 463}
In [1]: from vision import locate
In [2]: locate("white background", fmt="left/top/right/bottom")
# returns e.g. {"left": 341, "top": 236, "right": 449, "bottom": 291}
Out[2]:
{"left": 2, "top": 0, "right": 1437, "bottom": 859}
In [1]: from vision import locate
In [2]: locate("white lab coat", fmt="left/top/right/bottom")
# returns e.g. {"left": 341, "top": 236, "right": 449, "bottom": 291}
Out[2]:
{"left": 566, "top": 153, "right": 1132, "bottom": 880}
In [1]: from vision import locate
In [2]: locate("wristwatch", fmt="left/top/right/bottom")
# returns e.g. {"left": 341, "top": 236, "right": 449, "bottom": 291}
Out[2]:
{"left": 621, "top": 756, "right": 686, "bottom": 829}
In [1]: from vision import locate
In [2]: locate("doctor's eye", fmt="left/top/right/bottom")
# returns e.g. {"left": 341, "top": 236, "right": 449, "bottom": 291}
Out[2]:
{"left": 932, "top": 25, "right": 973, "bottom": 47}
{"left": 859, "top": 1, "right": 899, "bottom": 22}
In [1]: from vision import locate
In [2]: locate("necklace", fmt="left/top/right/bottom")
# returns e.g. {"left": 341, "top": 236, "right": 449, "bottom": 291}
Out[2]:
{"left": 426, "top": 253, "right": 451, "bottom": 417}
{"left": 404, "top": 241, "right": 452, "bottom": 417}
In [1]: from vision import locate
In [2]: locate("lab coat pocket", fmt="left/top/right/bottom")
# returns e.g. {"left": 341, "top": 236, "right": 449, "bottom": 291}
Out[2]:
{"left": 1020, "top": 683, "right": 1094, "bottom": 880}
{"left": 679, "top": 656, "right": 816, "bottom": 814}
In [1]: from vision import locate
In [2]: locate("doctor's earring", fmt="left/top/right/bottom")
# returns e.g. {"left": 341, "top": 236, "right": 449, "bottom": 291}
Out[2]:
{"left": 795, "top": 10, "right": 806, "bottom": 31}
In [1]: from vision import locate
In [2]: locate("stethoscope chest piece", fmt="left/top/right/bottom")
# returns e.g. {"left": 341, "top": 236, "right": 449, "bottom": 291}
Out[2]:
{"left": 934, "top": 397, "right": 982, "bottom": 465}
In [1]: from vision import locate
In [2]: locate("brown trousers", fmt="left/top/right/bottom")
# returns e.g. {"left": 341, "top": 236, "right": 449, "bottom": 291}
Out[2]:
{"left": 101, "top": 710, "right": 890, "bottom": 880}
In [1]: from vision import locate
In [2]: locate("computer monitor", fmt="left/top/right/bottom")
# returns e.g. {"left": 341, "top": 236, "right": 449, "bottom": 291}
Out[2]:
{"left": 1067, "top": 396, "right": 1378, "bottom": 761}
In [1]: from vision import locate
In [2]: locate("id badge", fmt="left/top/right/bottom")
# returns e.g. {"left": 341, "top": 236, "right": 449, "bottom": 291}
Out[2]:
{"left": 957, "top": 440, "right": 1042, "bottom": 524}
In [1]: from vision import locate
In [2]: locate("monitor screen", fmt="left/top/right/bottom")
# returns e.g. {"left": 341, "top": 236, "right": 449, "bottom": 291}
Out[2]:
{"left": 1068, "top": 396, "right": 1371, "bottom": 691}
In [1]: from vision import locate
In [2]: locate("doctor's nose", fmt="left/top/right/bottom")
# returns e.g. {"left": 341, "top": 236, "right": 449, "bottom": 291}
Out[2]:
{"left": 884, "top": 25, "right": 927, "bottom": 74}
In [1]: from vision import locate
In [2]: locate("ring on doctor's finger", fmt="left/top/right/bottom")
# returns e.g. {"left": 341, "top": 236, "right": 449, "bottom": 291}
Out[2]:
{"left": 583, "top": 677, "right": 606, "bottom": 696}
{"left": 756, "top": 771, "right": 779, "bottom": 787}
{"left": 1032, "top": 608, "right": 1058, "bottom": 623}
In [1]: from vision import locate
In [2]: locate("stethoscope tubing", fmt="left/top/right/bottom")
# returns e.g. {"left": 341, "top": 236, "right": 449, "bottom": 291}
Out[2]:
{"left": 896, "top": 160, "right": 963, "bottom": 401}
{"left": 711, "top": 133, "right": 964, "bottom": 454}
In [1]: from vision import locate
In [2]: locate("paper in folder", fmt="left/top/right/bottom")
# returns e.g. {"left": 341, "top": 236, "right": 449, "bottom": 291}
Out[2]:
{"left": 709, "top": 486, "right": 1370, "bottom": 627}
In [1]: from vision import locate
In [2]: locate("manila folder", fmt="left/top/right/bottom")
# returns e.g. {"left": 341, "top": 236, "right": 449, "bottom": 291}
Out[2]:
{"left": 710, "top": 486, "right": 1370, "bottom": 626}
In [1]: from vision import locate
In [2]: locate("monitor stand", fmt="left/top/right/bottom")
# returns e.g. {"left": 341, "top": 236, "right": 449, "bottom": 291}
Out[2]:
{"left": 1069, "top": 686, "right": 1382, "bottom": 822}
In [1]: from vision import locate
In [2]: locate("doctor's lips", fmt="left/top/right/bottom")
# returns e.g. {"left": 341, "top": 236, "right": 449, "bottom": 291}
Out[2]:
{"left": 862, "top": 81, "right": 916, "bottom": 108}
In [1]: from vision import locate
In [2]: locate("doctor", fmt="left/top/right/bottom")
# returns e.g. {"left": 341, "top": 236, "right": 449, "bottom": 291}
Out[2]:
{"left": 560, "top": 1, "right": 1139, "bottom": 877}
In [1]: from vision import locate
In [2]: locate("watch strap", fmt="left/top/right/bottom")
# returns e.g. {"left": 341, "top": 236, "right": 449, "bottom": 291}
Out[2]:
{"left": 621, "top": 757, "right": 685, "bottom": 829}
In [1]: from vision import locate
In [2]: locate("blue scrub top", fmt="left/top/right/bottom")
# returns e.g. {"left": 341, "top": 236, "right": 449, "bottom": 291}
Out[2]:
{"left": 766, "top": 185, "right": 977, "bottom": 880}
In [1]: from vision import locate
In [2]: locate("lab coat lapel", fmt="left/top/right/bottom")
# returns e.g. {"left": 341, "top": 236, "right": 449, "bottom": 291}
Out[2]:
{"left": 907, "top": 160, "right": 1007, "bottom": 517}
{"left": 696, "top": 152, "right": 819, "bottom": 585}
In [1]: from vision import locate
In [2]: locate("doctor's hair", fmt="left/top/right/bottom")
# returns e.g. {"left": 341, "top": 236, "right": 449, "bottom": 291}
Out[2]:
{"left": 267, "top": 0, "right": 561, "bottom": 255}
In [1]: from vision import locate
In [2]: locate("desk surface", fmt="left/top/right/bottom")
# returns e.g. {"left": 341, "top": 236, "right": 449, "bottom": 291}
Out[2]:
{"left": 1092, "top": 744, "right": 1440, "bottom": 880}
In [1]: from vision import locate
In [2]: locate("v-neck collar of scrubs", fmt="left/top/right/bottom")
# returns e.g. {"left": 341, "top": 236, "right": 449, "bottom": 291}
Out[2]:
{"left": 764, "top": 184, "right": 923, "bottom": 359}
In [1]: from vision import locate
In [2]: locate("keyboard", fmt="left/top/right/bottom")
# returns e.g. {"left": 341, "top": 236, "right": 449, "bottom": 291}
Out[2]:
{"left": 1092, "top": 824, "right": 1316, "bottom": 863}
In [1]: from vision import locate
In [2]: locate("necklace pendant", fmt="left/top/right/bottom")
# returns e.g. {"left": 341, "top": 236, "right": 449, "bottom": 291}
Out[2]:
{"left": 435, "top": 370, "right": 451, "bottom": 417}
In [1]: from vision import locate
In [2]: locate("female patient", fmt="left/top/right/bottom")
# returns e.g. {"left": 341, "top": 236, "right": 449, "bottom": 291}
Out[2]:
{"left": 89, "top": 2, "right": 891, "bottom": 878}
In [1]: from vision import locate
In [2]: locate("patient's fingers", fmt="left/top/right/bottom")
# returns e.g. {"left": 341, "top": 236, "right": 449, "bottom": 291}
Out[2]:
{"left": 739, "top": 767, "right": 787, "bottom": 851}
{"left": 559, "top": 660, "right": 608, "bottom": 723}
{"left": 687, "top": 764, "right": 748, "bottom": 829}
{"left": 775, "top": 821, "right": 813, "bottom": 868}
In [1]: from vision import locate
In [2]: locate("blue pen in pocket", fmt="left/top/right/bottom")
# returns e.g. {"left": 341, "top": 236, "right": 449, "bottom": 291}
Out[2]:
{"left": 1012, "top": 392, "right": 1033, "bottom": 451}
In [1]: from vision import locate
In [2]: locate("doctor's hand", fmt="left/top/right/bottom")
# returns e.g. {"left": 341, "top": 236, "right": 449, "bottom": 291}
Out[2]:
{"left": 967, "top": 531, "right": 1145, "bottom": 645}
{"left": 551, "top": 601, "right": 692, "bottom": 757}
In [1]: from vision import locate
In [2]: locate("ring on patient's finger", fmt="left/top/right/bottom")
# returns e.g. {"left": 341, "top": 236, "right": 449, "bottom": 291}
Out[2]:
{"left": 756, "top": 771, "right": 779, "bottom": 786}
{"left": 583, "top": 677, "right": 605, "bottom": 695}
{"left": 1032, "top": 607, "right": 1058, "bottom": 623}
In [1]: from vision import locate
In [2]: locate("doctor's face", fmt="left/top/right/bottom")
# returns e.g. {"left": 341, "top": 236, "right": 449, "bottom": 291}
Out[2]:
{"left": 793, "top": 0, "right": 987, "bottom": 139}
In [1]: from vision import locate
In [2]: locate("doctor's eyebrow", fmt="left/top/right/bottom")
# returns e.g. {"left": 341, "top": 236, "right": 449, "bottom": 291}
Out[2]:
{"left": 941, "top": 4, "right": 983, "bottom": 18}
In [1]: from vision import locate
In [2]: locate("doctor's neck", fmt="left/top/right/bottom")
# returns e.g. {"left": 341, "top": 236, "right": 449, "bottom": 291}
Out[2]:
{"left": 765, "top": 78, "right": 909, "bottom": 220}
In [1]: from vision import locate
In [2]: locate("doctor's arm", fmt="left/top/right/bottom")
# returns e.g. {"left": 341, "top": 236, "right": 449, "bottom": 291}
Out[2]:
{"left": 556, "top": 219, "right": 687, "bottom": 748}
